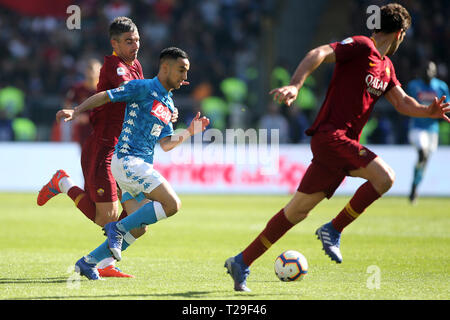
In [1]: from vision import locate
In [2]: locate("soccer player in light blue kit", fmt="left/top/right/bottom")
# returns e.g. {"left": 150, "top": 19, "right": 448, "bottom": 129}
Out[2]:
{"left": 62, "top": 47, "right": 210, "bottom": 280}
{"left": 407, "top": 60, "right": 449, "bottom": 203}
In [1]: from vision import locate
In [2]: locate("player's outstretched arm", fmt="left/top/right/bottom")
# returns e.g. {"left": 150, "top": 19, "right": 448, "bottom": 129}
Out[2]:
{"left": 57, "top": 91, "right": 111, "bottom": 122}
{"left": 385, "top": 85, "right": 450, "bottom": 123}
{"left": 159, "top": 112, "right": 210, "bottom": 152}
{"left": 269, "top": 44, "right": 335, "bottom": 106}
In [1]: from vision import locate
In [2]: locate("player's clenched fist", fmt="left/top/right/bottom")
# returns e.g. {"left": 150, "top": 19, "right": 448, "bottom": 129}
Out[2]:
{"left": 171, "top": 107, "right": 179, "bottom": 123}
{"left": 56, "top": 109, "right": 75, "bottom": 123}
{"left": 269, "top": 85, "right": 299, "bottom": 107}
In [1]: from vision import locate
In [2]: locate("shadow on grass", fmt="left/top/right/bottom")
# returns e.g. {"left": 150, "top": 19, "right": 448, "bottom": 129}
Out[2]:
{"left": 5, "top": 290, "right": 262, "bottom": 300}
{"left": 1, "top": 275, "right": 281, "bottom": 300}
{"left": 1, "top": 277, "right": 263, "bottom": 299}
{"left": 0, "top": 277, "right": 68, "bottom": 285}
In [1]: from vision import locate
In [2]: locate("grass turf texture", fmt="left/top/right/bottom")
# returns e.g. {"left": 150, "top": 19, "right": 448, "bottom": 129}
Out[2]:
{"left": 0, "top": 193, "right": 448, "bottom": 300}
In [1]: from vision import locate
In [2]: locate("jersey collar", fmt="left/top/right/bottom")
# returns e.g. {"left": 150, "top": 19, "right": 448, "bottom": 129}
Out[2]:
{"left": 152, "top": 76, "right": 174, "bottom": 112}
{"left": 112, "top": 51, "right": 135, "bottom": 66}
{"left": 153, "top": 76, "right": 173, "bottom": 97}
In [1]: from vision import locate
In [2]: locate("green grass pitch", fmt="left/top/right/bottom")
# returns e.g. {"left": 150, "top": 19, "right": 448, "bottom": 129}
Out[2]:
{"left": 0, "top": 193, "right": 448, "bottom": 300}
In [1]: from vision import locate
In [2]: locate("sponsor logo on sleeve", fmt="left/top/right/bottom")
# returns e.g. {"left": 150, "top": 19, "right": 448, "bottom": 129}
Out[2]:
{"left": 151, "top": 123, "right": 163, "bottom": 136}
{"left": 340, "top": 37, "right": 354, "bottom": 45}
{"left": 117, "top": 67, "right": 126, "bottom": 76}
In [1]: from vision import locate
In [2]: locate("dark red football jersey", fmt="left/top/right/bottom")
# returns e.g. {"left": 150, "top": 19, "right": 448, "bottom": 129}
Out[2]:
{"left": 306, "top": 35, "right": 401, "bottom": 141}
{"left": 66, "top": 82, "right": 95, "bottom": 145}
{"left": 66, "top": 82, "right": 95, "bottom": 105}
{"left": 92, "top": 53, "right": 144, "bottom": 146}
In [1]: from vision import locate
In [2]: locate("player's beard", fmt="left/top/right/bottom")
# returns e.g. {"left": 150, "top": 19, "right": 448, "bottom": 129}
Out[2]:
{"left": 164, "top": 77, "right": 177, "bottom": 91}
{"left": 169, "top": 77, "right": 183, "bottom": 90}
{"left": 128, "top": 50, "right": 138, "bottom": 62}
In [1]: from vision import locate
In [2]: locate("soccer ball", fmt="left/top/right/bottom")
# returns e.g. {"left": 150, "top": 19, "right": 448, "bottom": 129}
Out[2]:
{"left": 274, "top": 250, "right": 308, "bottom": 282}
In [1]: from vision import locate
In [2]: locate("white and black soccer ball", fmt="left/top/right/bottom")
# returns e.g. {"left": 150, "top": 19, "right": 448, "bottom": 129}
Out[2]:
{"left": 274, "top": 250, "right": 308, "bottom": 282}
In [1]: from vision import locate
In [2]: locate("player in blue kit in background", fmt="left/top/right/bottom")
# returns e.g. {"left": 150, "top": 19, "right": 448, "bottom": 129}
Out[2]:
{"left": 60, "top": 47, "right": 210, "bottom": 280}
{"left": 407, "top": 60, "right": 449, "bottom": 203}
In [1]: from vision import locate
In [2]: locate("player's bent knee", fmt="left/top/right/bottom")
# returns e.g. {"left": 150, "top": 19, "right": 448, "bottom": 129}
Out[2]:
{"left": 377, "top": 168, "right": 395, "bottom": 194}
{"left": 163, "top": 198, "right": 182, "bottom": 217}
{"left": 94, "top": 202, "right": 120, "bottom": 227}
{"left": 94, "top": 212, "right": 119, "bottom": 227}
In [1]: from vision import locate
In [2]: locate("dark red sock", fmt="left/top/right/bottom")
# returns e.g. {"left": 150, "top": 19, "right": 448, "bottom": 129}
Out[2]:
{"left": 67, "top": 186, "right": 97, "bottom": 223}
{"left": 242, "top": 209, "right": 295, "bottom": 267}
{"left": 332, "top": 181, "right": 381, "bottom": 232}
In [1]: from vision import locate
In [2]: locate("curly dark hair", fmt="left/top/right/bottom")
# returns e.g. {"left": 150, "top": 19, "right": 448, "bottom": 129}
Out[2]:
{"left": 375, "top": 3, "right": 411, "bottom": 33}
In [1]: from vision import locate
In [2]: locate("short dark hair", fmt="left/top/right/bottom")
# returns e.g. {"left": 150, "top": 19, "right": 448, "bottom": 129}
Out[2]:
{"left": 374, "top": 3, "right": 411, "bottom": 34}
{"left": 109, "top": 17, "right": 137, "bottom": 39}
{"left": 159, "top": 47, "right": 189, "bottom": 63}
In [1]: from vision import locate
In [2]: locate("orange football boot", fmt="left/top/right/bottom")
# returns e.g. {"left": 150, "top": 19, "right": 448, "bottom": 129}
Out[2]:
{"left": 98, "top": 265, "right": 135, "bottom": 278}
{"left": 37, "top": 169, "right": 69, "bottom": 206}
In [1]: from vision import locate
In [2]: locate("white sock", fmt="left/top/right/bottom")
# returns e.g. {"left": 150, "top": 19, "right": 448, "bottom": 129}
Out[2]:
{"left": 153, "top": 201, "right": 167, "bottom": 221}
{"left": 58, "top": 177, "right": 75, "bottom": 194}
{"left": 124, "top": 232, "right": 136, "bottom": 245}
{"left": 97, "top": 257, "right": 116, "bottom": 269}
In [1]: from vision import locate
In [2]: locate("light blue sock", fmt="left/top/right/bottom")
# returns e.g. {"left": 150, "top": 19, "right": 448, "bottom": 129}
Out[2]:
{"left": 413, "top": 166, "right": 424, "bottom": 186}
{"left": 86, "top": 240, "right": 111, "bottom": 264}
{"left": 86, "top": 233, "right": 134, "bottom": 264}
{"left": 117, "top": 202, "right": 158, "bottom": 233}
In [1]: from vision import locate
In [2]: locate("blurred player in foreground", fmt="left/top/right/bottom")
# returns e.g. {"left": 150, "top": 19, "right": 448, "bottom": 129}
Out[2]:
{"left": 225, "top": 3, "right": 450, "bottom": 291}
{"left": 407, "top": 60, "right": 449, "bottom": 203}
{"left": 38, "top": 17, "right": 179, "bottom": 278}
{"left": 61, "top": 47, "right": 209, "bottom": 280}
{"left": 51, "top": 58, "right": 101, "bottom": 146}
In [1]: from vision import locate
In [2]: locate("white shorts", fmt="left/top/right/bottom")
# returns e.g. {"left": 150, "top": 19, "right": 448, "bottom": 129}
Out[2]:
{"left": 408, "top": 129, "right": 438, "bottom": 153}
{"left": 111, "top": 154, "right": 167, "bottom": 203}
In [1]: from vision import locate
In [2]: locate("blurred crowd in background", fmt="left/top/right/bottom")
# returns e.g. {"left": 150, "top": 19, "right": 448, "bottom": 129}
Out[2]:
{"left": 0, "top": 0, "right": 448, "bottom": 145}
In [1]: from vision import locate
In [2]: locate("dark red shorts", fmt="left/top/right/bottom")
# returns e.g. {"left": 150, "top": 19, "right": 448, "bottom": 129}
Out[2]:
{"left": 298, "top": 129, "right": 377, "bottom": 198}
{"left": 81, "top": 136, "right": 118, "bottom": 203}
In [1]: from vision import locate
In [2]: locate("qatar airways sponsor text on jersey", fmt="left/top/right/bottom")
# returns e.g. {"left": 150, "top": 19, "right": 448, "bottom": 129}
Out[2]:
{"left": 365, "top": 73, "right": 389, "bottom": 96}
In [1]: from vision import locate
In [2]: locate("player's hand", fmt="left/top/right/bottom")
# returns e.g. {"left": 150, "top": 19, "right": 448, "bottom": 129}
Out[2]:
{"left": 56, "top": 109, "right": 75, "bottom": 123}
{"left": 428, "top": 96, "right": 450, "bottom": 123}
{"left": 188, "top": 112, "right": 210, "bottom": 135}
{"left": 269, "top": 85, "right": 299, "bottom": 107}
{"left": 171, "top": 107, "right": 179, "bottom": 123}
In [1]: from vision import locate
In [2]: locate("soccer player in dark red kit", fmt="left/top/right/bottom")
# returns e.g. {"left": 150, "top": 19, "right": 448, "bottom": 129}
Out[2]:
{"left": 225, "top": 3, "right": 450, "bottom": 292}
{"left": 51, "top": 58, "right": 101, "bottom": 146}
{"left": 38, "top": 17, "right": 150, "bottom": 278}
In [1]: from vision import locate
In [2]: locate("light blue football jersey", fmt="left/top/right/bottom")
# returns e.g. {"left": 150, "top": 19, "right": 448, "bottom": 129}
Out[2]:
{"left": 407, "top": 78, "right": 449, "bottom": 133}
{"left": 106, "top": 77, "right": 174, "bottom": 164}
